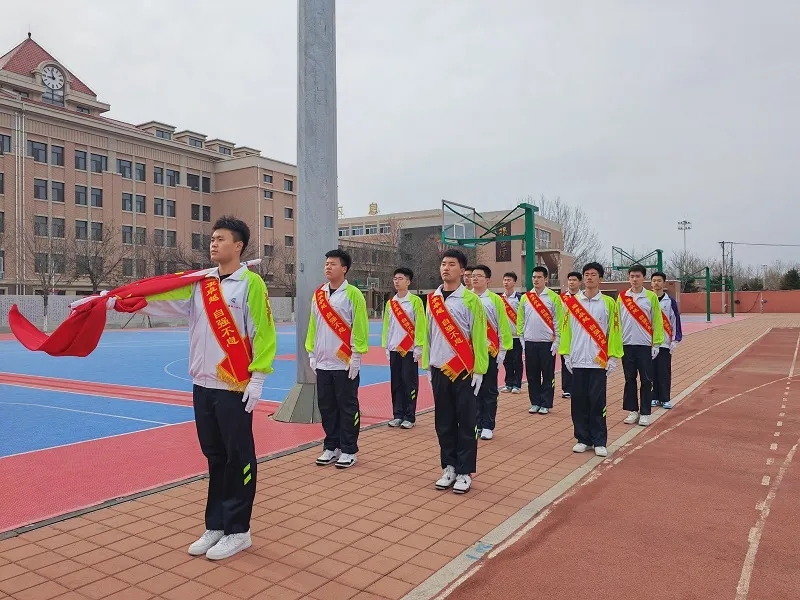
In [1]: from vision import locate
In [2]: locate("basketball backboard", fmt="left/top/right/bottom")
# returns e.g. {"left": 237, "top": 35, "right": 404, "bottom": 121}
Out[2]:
{"left": 442, "top": 200, "right": 481, "bottom": 248}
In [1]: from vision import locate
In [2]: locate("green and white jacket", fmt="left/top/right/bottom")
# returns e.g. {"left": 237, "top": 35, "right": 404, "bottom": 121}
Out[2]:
{"left": 381, "top": 292, "right": 427, "bottom": 354}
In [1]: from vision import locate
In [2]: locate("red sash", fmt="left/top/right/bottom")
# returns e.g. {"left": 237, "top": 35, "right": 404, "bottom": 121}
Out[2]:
{"left": 389, "top": 298, "right": 415, "bottom": 356}
{"left": 620, "top": 290, "right": 654, "bottom": 338}
{"left": 315, "top": 287, "right": 353, "bottom": 363}
{"left": 501, "top": 295, "right": 517, "bottom": 327}
{"left": 487, "top": 322, "right": 500, "bottom": 358}
{"left": 661, "top": 309, "right": 673, "bottom": 341}
{"left": 428, "top": 293, "right": 474, "bottom": 381}
{"left": 526, "top": 290, "right": 555, "bottom": 341}
{"left": 562, "top": 294, "right": 608, "bottom": 368}
{"left": 201, "top": 278, "right": 253, "bottom": 391}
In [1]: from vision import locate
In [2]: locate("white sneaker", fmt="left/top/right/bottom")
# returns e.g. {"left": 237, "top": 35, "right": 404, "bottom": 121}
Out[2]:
{"left": 538, "top": 407, "right": 549, "bottom": 415}
{"left": 594, "top": 446, "right": 608, "bottom": 457}
{"left": 315, "top": 448, "right": 341, "bottom": 466}
{"left": 499, "top": 386, "right": 511, "bottom": 393}
{"left": 335, "top": 453, "right": 357, "bottom": 469}
{"left": 572, "top": 443, "right": 588, "bottom": 453}
{"left": 188, "top": 530, "right": 224, "bottom": 556}
{"left": 624, "top": 411, "right": 639, "bottom": 424}
{"left": 511, "top": 388, "right": 521, "bottom": 394}
{"left": 435, "top": 466, "right": 457, "bottom": 489}
{"left": 388, "top": 419, "right": 402, "bottom": 427}
{"left": 400, "top": 420, "right": 414, "bottom": 429}
{"left": 205, "top": 531, "right": 252, "bottom": 560}
{"left": 638, "top": 415, "right": 650, "bottom": 427}
{"left": 480, "top": 428, "right": 493, "bottom": 440}
{"left": 529, "top": 405, "right": 540, "bottom": 414}
{"left": 453, "top": 474, "right": 472, "bottom": 494}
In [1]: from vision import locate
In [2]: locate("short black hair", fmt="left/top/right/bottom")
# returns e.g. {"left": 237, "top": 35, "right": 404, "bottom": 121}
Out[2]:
{"left": 212, "top": 216, "right": 250, "bottom": 254}
{"left": 325, "top": 248, "right": 352, "bottom": 272}
{"left": 472, "top": 264, "right": 492, "bottom": 279}
{"left": 394, "top": 267, "right": 414, "bottom": 281}
{"left": 533, "top": 265, "right": 549, "bottom": 277}
{"left": 628, "top": 264, "right": 647, "bottom": 276}
{"left": 442, "top": 249, "right": 468, "bottom": 269}
{"left": 503, "top": 272, "right": 518, "bottom": 282}
{"left": 651, "top": 271, "right": 667, "bottom": 281}
{"left": 567, "top": 271, "right": 583, "bottom": 281}
{"left": 582, "top": 262, "right": 605, "bottom": 277}
{"left": 464, "top": 265, "right": 474, "bottom": 272}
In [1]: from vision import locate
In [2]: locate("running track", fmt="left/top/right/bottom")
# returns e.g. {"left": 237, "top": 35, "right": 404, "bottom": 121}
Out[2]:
{"left": 445, "top": 327, "right": 800, "bottom": 600}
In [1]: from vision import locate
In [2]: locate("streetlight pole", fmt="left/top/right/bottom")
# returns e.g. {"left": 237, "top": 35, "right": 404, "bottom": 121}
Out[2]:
{"left": 677, "top": 219, "right": 691, "bottom": 277}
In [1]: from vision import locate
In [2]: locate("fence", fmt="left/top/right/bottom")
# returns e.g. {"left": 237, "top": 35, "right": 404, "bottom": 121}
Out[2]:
{"left": 0, "top": 295, "right": 297, "bottom": 332}
{"left": 679, "top": 290, "right": 800, "bottom": 314}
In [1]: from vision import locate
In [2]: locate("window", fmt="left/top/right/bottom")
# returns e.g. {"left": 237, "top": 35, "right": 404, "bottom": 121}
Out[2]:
{"left": 0, "top": 212, "right": 5, "bottom": 233}
{"left": 285, "top": 263, "right": 295, "bottom": 275}
{"left": 202, "top": 176, "right": 211, "bottom": 193}
{"left": 35, "top": 216, "right": 48, "bottom": 236}
{"left": 51, "top": 182, "right": 64, "bottom": 203}
{"left": 28, "top": 141, "right": 47, "bottom": 162}
{"left": 42, "top": 87, "right": 64, "bottom": 107}
{"left": 379, "top": 223, "right": 390, "bottom": 234}
{"left": 218, "top": 146, "right": 232, "bottom": 156}
{"left": 264, "top": 215, "right": 274, "bottom": 228}
{"left": 75, "top": 220, "right": 88, "bottom": 240}
{"left": 135, "top": 195, "right": 146, "bottom": 214}
{"left": 192, "top": 233, "right": 202, "bottom": 251}
{"left": 263, "top": 174, "right": 273, "bottom": 184}
{"left": 0, "top": 134, "right": 10, "bottom": 154}
{"left": 51, "top": 145, "right": 64, "bottom": 166}
{"left": 122, "top": 226, "right": 133, "bottom": 244}
{"left": 34, "top": 179, "right": 48, "bottom": 200}
{"left": 91, "top": 188, "right": 103, "bottom": 208}
{"left": 166, "top": 169, "right": 179, "bottom": 187}
{"left": 77, "top": 106, "right": 91, "bottom": 115}
{"left": 122, "top": 258, "right": 133, "bottom": 276}
{"left": 117, "top": 159, "right": 132, "bottom": 179}
{"left": 166, "top": 230, "right": 177, "bottom": 248}
{"left": 202, "top": 206, "right": 211, "bottom": 222}
{"left": 154, "top": 229, "right": 165, "bottom": 246}
{"left": 284, "top": 207, "right": 294, "bottom": 219}
{"left": 338, "top": 228, "right": 349, "bottom": 237}
{"left": 122, "top": 193, "right": 133, "bottom": 212}
{"left": 365, "top": 225, "right": 377, "bottom": 235}
{"left": 51, "top": 217, "right": 65, "bottom": 238}
{"left": 166, "top": 200, "right": 176, "bottom": 218}
{"left": 75, "top": 185, "right": 87, "bottom": 205}
{"left": 263, "top": 244, "right": 273, "bottom": 257}
{"left": 90, "top": 153, "right": 107, "bottom": 173}
{"left": 284, "top": 179, "right": 294, "bottom": 192}
{"left": 52, "top": 254, "right": 66, "bottom": 274}
{"left": 264, "top": 190, "right": 273, "bottom": 199}
{"left": 135, "top": 227, "right": 146, "bottom": 245}
{"left": 351, "top": 226, "right": 364, "bottom": 236}
{"left": 0, "top": 172, "right": 4, "bottom": 195}
{"left": 191, "top": 204, "right": 200, "bottom": 221}
{"left": 187, "top": 174, "right": 200, "bottom": 191}
{"left": 91, "top": 222, "right": 103, "bottom": 241}
{"left": 154, "top": 167, "right": 163, "bottom": 185}
{"left": 135, "top": 163, "right": 145, "bottom": 182}
{"left": 189, "top": 138, "right": 203, "bottom": 148}
{"left": 154, "top": 198, "right": 164, "bottom": 216}
{"left": 155, "top": 129, "right": 172, "bottom": 140}
{"left": 75, "top": 150, "right": 87, "bottom": 170}
{"left": 285, "top": 235, "right": 294, "bottom": 247}
{"left": 536, "top": 228, "right": 551, "bottom": 249}
{"left": 34, "top": 253, "right": 48, "bottom": 274}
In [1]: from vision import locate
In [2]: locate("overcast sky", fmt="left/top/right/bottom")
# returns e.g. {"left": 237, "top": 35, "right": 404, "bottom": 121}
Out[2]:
{"left": 4, "top": 1, "right": 799, "bottom": 267}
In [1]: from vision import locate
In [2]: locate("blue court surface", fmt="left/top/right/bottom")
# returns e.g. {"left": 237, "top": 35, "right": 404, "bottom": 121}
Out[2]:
{"left": 0, "top": 385, "right": 195, "bottom": 458}
{"left": 0, "top": 323, "right": 391, "bottom": 403}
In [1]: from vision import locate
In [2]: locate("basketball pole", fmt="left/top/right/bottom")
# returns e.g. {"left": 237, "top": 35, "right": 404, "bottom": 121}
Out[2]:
{"left": 274, "top": 0, "right": 337, "bottom": 423}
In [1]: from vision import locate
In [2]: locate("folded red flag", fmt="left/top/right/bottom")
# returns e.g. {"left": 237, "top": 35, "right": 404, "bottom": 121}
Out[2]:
{"left": 9, "top": 269, "right": 212, "bottom": 357}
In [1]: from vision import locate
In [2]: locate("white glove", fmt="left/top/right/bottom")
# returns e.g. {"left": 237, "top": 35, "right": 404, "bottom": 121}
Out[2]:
{"left": 242, "top": 372, "right": 265, "bottom": 413}
{"left": 551, "top": 342, "right": 558, "bottom": 356}
{"left": 670, "top": 341, "right": 677, "bottom": 353}
{"left": 348, "top": 353, "right": 362, "bottom": 380}
{"left": 471, "top": 373, "right": 483, "bottom": 396}
{"left": 651, "top": 346, "right": 660, "bottom": 360}
{"left": 308, "top": 353, "right": 317, "bottom": 374}
{"left": 606, "top": 358, "right": 618, "bottom": 376}
{"left": 413, "top": 346, "right": 423, "bottom": 363}
{"left": 497, "top": 350, "right": 506, "bottom": 366}
{"left": 564, "top": 355, "right": 573, "bottom": 373}
{"left": 385, "top": 348, "right": 391, "bottom": 362}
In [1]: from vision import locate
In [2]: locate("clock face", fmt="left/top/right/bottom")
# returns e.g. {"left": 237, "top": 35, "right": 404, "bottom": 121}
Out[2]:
{"left": 42, "top": 66, "right": 65, "bottom": 90}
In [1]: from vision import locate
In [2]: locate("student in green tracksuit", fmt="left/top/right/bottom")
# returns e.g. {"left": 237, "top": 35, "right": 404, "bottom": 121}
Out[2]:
{"left": 470, "top": 265, "right": 513, "bottom": 440}
{"left": 559, "top": 262, "right": 624, "bottom": 458}
{"left": 306, "top": 249, "right": 369, "bottom": 469}
{"left": 382, "top": 267, "right": 427, "bottom": 429}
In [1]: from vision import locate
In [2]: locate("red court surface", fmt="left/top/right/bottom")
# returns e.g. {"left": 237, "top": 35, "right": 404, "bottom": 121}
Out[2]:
{"left": 445, "top": 327, "right": 800, "bottom": 600}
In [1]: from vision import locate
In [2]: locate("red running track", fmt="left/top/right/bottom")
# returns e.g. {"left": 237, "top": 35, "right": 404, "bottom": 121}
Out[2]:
{"left": 446, "top": 327, "right": 800, "bottom": 600}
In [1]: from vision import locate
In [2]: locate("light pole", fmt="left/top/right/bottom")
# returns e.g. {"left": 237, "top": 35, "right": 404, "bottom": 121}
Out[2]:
{"left": 762, "top": 264, "right": 768, "bottom": 290}
{"left": 677, "top": 220, "right": 691, "bottom": 277}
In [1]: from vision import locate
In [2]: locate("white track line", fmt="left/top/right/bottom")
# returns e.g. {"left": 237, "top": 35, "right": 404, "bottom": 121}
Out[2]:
{"left": 0, "top": 401, "right": 174, "bottom": 425}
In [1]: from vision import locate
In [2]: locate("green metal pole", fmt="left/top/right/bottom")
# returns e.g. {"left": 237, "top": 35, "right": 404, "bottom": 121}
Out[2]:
{"left": 523, "top": 204, "right": 536, "bottom": 290}
{"left": 657, "top": 249, "right": 663, "bottom": 273}
{"left": 705, "top": 267, "right": 711, "bottom": 322}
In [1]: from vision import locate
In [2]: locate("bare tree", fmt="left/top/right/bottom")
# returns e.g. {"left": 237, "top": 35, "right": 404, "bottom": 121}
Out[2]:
{"left": 400, "top": 232, "right": 442, "bottom": 293}
{"left": 526, "top": 194, "right": 603, "bottom": 268}
{"left": 22, "top": 217, "right": 77, "bottom": 331}
{"left": 71, "top": 221, "right": 129, "bottom": 293}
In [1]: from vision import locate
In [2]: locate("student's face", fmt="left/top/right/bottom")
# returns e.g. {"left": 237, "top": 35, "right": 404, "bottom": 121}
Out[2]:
{"left": 210, "top": 229, "right": 242, "bottom": 264}
{"left": 463, "top": 271, "right": 472, "bottom": 287}
{"left": 651, "top": 276, "right": 665, "bottom": 293}
{"left": 583, "top": 269, "right": 601, "bottom": 288}
{"left": 442, "top": 259, "right": 464, "bottom": 283}
{"left": 567, "top": 276, "right": 581, "bottom": 294}
{"left": 502, "top": 276, "right": 516, "bottom": 292}
{"left": 471, "top": 270, "right": 489, "bottom": 292}
{"left": 532, "top": 271, "right": 546, "bottom": 288}
{"left": 629, "top": 271, "right": 644, "bottom": 288}
{"left": 325, "top": 257, "right": 347, "bottom": 282}
{"left": 393, "top": 274, "right": 410, "bottom": 292}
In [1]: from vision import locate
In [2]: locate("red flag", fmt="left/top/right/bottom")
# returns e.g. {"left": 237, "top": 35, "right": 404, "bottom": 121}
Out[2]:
{"left": 9, "top": 269, "right": 211, "bottom": 357}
